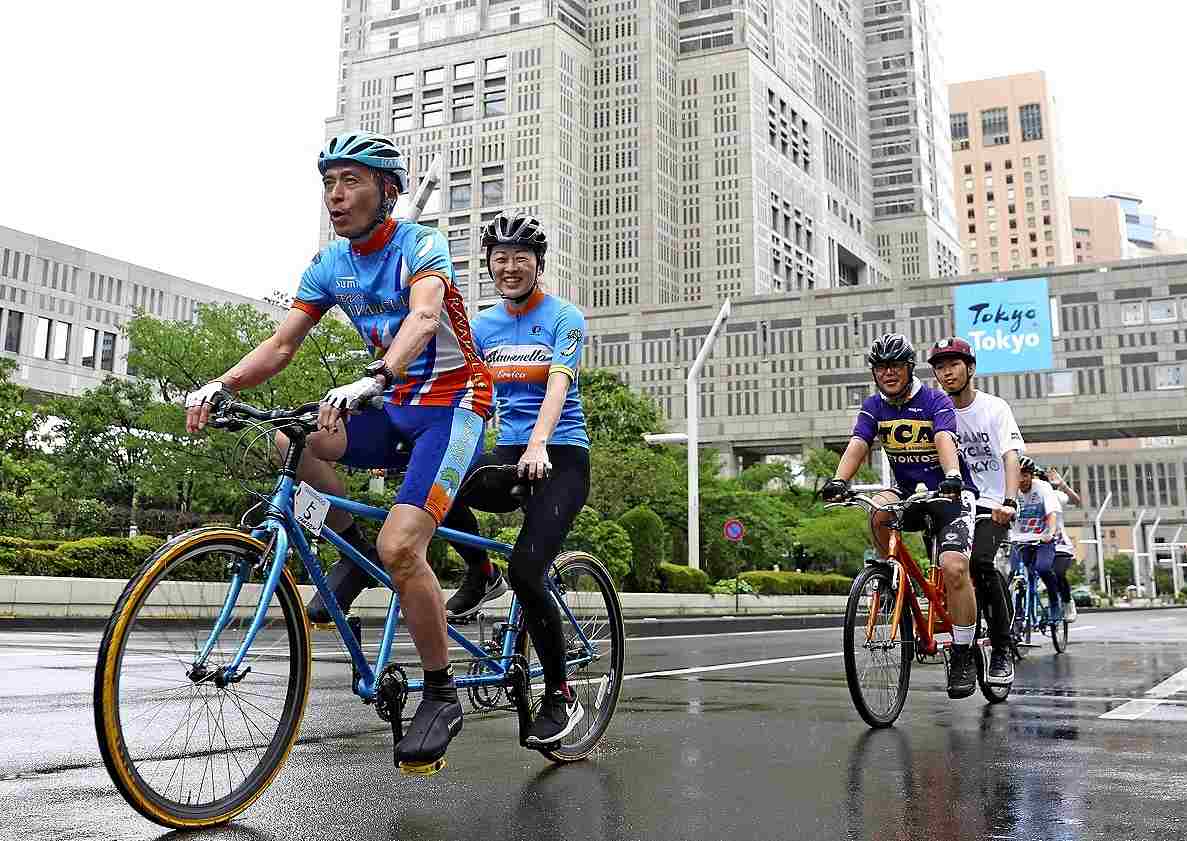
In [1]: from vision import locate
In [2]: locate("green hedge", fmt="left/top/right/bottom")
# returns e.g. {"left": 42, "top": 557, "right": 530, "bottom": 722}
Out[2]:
{"left": 657, "top": 562, "right": 710, "bottom": 594}
{"left": 619, "top": 505, "right": 666, "bottom": 592}
{"left": 738, "top": 570, "right": 853, "bottom": 596}
{"left": 0, "top": 536, "right": 164, "bottom": 578}
{"left": 0, "top": 535, "right": 64, "bottom": 551}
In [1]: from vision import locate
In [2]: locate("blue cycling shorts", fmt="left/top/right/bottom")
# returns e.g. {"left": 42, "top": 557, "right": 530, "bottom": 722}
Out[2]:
{"left": 1010, "top": 541, "right": 1055, "bottom": 576}
{"left": 339, "top": 404, "right": 485, "bottom": 524}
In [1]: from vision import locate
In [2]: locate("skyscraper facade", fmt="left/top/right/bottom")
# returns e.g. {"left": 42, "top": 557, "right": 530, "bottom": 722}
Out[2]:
{"left": 863, "top": 0, "right": 961, "bottom": 283}
{"left": 329, "top": 0, "right": 895, "bottom": 317}
{"left": 948, "top": 71, "right": 1075, "bottom": 274}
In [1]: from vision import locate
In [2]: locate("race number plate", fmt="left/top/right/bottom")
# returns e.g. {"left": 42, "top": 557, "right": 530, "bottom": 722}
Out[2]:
{"left": 294, "top": 482, "right": 330, "bottom": 536}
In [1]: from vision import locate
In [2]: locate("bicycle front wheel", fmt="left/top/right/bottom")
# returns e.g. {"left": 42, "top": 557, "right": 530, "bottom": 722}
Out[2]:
{"left": 94, "top": 528, "right": 311, "bottom": 829}
{"left": 843, "top": 565, "right": 913, "bottom": 728}
{"left": 517, "top": 551, "right": 625, "bottom": 762}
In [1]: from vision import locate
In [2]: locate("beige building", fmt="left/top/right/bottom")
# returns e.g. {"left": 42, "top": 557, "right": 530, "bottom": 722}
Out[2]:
{"left": 948, "top": 71, "right": 1074, "bottom": 274}
{"left": 1069, "top": 196, "right": 1131, "bottom": 264}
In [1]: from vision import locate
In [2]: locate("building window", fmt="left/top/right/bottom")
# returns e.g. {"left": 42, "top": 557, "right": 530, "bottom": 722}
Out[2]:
{"left": 452, "top": 88, "right": 474, "bottom": 121}
{"left": 454, "top": 61, "right": 475, "bottom": 79}
{"left": 4, "top": 311, "right": 22, "bottom": 354}
{"left": 423, "top": 101, "right": 444, "bottom": 127}
{"left": 950, "top": 112, "right": 969, "bottom": 148}
{"left": 1048, "top": 371, "right": 1076, "bottom": 396}
{"left": 394, "top": 72, "right": 414, "bottom": 91}
{"left": 1122, "top": 302, "right": 1144, "bottom": 325}
{"left": 1150, "top": 300, "right": 1177, "bottom": 323}
{"left": 81, "top": 327, "right": 97, "bottom": 368}
{"left": 1156, "top": 364, "right": 1186, "bottom": 389}
{"left": 981, "top": 107, "right": 1009, "bottom": 146}
{"left": 449, "top": 184, "right": 470, "bottom": 210}
{"left": 483, "top": 76, "right": 506, "bottom": 116}
{"left": 424, "top": 67, "right": 445, "bottom": 85}
{"left": 485, "top": 55, "right": 507, "bottom": 74}
{"left": 963, "top": 164, "right": 973, "bottom": 175}
{"left": 392, "top": 93, "right": 414, "bottom": 131}
{"left": 1019, "top": 103, "right": 1043, "bottom": 141}
{"left": 51, "top": 321, "right": 70, "bottom": 362}
{"left": 481, "top": 179, "right": 504, "bottom": 205}
{"left": 846, "top": 385, "right": 866, "bottom": 408}
{"left": 33, "top": 316, "right": 51, "bottom": 359}
{"left": 100, "top": 331, "right": 116, "bottom": 371}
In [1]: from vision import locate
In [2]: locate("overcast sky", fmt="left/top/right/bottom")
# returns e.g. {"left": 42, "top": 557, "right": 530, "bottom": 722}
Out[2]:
{"left": 0, "top": 2, "right": 1181, "bottom": 301}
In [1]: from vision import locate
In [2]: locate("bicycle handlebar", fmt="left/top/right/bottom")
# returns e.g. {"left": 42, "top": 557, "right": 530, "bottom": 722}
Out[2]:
{"left": 208, "top": 395, "right": 386, "bottom": 432}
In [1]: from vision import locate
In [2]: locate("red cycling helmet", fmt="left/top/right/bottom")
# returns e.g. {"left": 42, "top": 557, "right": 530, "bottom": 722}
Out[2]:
{"left": 927, "top": 336, "right": 976, "bottom": 366}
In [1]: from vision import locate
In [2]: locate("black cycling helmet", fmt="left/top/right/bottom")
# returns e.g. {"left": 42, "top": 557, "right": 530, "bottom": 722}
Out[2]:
{"left": 482, "top": 213, "right": 548, "bottom": 303}
{"left": 867, "top": 333, "right": 916, "bottom": 368}
{"left": 1018, "top": 455, "right": 1038, "bottom": 475}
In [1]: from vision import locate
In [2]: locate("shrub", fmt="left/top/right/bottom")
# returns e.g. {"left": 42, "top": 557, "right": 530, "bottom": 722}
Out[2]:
{"left": 0, "top": 535, "right": 63, "bottom": 551}
{"left": 0, "top": 547, "right": 67, "bottom": 576}
{"left": 710, "top": 577, "right": 755, "bottom": 595}
{"left": 619, "top": 505, "right": 666, "bottom": 592}
{"left": 738, "top": 570, "right": 853, "bottom": 596}
{"left": 54, "top": 536, "right": 165, "bottom": 578}
{"left": 657, "top": 562, "right": 710, "bottom": 594}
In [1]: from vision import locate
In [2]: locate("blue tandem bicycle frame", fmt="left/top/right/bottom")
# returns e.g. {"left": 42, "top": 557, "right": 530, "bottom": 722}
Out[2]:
{"left": 199, "top": 470, "right": 598, "bottom": 700}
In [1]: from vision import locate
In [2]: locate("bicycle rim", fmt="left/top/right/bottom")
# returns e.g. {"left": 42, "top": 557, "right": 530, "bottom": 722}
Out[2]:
{"left": 518, "top": 552, "right": 624, "bottom": 762}
{"left": 843, "top": 567, "right": 912, "bottom": 728}
{"left": 94, "top": 528, "right": 311, "bottom": 829}
{"left": 1052, "top": 620, "right": 1068, "bottom": 653}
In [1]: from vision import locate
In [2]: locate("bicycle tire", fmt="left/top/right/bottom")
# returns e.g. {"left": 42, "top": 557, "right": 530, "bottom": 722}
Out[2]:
{"left": 843, "top": 566, "right": 913, "bottom": 728}
{"left": 94, "top": 528, "right": 311, "bottom": 829}
{"left": 1051, "top": 619, "right": 1068, "bottom": 653}
{"left": 976, "top": 577, "right": 1010, "bottom": 704}
{"left": 516, "top": 551, "right": 624, "bottom": 762}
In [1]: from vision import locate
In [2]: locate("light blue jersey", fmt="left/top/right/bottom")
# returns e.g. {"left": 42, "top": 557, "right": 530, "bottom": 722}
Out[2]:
{"left": 472, "top": 290, "right": 589, "bottom": 448}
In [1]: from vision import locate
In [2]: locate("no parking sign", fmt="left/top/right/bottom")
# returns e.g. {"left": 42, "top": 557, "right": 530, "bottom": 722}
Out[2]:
{"left": 723, "top": 518, "right": 745, "bottom": 543}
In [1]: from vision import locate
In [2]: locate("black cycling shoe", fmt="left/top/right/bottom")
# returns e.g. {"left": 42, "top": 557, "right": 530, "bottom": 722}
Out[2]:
{"left": 987, "top": 647, "right": 1014, "bottom": 685}
{"left": 395, "top": 684, "right": 463, "bottom": 765}
{"left": 525, "top": 689, "right": 584, "bottom": 747}
{"left": 307, "top": 553, "right": 380, "bottom": 624}
{"left": 446, "top": 567, "right": 508, "bottom": 619}
{"left": 947, "top": 644, "right": 977, "bottom": 699}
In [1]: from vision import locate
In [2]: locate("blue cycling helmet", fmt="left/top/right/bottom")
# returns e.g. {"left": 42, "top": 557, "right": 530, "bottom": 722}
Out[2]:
{"left": 317, "top": 131, "right": 408, "bottom": 192}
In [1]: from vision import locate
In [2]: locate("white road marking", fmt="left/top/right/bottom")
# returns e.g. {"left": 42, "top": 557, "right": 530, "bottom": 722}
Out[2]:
{"left": 625, "top": 651, "right": 842, "bottom": 680}
{"left": 1101, "top": 665, "right": 1187, "bottom": 720}
{"left": 629, "top": 626, "right": 838, "bottom": 643}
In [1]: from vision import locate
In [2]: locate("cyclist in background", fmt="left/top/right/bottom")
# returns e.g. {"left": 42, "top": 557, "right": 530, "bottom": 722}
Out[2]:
{"left": 439, "top": 212, "right": 591, "bottom": 746}
{"left": 1010, "top": 457, "right": 1064, "bottom": 625}
{"left": 822, "top": 333, "right": 981, "bottom": 700}
{"left": 929, "top": 336, "right": 1021, "bottom": 686}
{"left": 185, "top": 130, "right": 493, "bottom": 769}
{"left": 1044, "top": 466, "right": 1082, "bottom": 623}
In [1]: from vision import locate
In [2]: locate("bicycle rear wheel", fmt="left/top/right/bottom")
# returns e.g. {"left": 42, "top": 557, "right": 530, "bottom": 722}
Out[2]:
{"left": 94, "top": 528, "right": 311, "bottom": 829}
{"left": 843, "top": 566, "right": 913, "bottom": 728}
{"left": 517, "top": 551, "right": 625, "bottom": 762}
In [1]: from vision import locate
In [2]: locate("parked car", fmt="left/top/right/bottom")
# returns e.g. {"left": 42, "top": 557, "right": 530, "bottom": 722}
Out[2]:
{"left": 1070, "top": 585, "right": 1099, "bottom": 608}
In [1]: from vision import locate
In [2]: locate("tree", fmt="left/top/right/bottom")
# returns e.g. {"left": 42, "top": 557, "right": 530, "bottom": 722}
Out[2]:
{"left": 579, "top": 369, "right": 664, "bottom": 446}
{"left": 563, "top": 506, "right": 632, "bottom": 583}
{"left": 1103, "top": 555, "right": 1135, "bottom": 590}
{"left": 799, "top": 446, "right": 879, "bottom": 495}
{"left": 618, "top": 505, "right": 667, "bottom": 591}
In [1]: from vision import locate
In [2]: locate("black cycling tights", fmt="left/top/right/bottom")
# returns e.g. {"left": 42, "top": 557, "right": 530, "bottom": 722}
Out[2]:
{"left": 442, "top": 445, "right": 590, "bottom": 690}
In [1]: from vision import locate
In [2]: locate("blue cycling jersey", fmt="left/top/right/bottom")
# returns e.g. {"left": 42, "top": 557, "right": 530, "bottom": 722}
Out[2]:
{"left": 472, "top": 289, "right": 589, "bottom": 448}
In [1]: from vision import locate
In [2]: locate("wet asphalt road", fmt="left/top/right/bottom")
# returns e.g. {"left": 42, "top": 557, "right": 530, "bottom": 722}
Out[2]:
{"left": 2, "top": 610, "right": 1187, "bottom": 841}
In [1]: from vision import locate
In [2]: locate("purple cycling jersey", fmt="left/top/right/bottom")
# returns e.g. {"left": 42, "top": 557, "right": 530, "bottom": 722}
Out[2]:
{"left": 851, "top": 380, "right": 979, "bottom": 496}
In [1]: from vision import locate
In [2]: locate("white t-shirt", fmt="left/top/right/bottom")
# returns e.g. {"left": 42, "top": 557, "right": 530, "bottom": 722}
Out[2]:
{"left": 1054, "top": 489, "right": 1075, "bottom": 555}
{"left": 953, "top": 391, "right": 1025, "bottom": 509}
{"left": 1011, "top": 478, "right": 1062, "bottom": 543}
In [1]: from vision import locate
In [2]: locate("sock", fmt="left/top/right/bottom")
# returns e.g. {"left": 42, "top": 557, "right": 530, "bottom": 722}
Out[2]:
{"left": 481, "top": 560, "right": 495, "bottom": 579}
{"left": 424, "top": 664, "right": 455, "bottom": 688}
{"left": 952, "top": 623, "right": 975, "bottom": 646}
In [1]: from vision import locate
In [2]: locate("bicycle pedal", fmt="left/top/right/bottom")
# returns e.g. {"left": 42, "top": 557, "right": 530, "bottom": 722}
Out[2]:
{"left": 399, "top": 757, "right": 447, "bottom": 776}
{"left": 310, "top": 621, "right": 336, "bottom": 632}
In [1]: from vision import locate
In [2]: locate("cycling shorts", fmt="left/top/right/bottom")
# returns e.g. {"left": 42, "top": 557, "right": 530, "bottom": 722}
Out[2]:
{"left": 1010, "top": 541, "right": 1056, "bottom": 575}
{"left": 340, "top": 404, "right": 485, "bottom": 524}
{"left": 893, "top": 488, "right": 976, "bottom": 559}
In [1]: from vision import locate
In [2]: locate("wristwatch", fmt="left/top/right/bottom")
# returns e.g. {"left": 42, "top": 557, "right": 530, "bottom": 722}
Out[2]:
{"left": 364, "top": 359, "right": 398, "bottom": 388}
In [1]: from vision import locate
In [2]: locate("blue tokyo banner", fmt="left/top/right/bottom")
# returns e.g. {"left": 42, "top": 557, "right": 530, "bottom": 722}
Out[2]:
{"left": 952, "top": 277, "right": 1053, "bottom": 374}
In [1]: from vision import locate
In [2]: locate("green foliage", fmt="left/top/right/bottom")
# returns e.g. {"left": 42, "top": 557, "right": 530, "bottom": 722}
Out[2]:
{"left": 563, "top": 507, "right": 631, "bottom": 583}
{"left": 579, "top": 369, "right": 664, "bottom": 446}
{"left": 657, "top": 562, "right": 711, "bottom": 594}
{"left": 1103, "top": 555, "right": 1134, "bottom": 589}
{"left": 709, "top": 577, "right": 755, "bottom": 595}
{"left": 738, "top": 570, "right": 854, "bottom": 596}
{"left": 0, "top": 536, "right": 164, "bottom": 578}
{"left": 618, "top": 505, "right": 666, "bottom": 592}
{"left": 698, "top": 489, "right": 801, "bottom": 581}
{"left": 798, "top": 447, "right": 879, "bottom": 494}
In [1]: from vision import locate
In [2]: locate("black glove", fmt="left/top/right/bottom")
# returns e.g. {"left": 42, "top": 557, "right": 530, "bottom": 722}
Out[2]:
{"left": 938, "top": 474, "right": 963, "bottom": 497}
{"left": 821, "top": 478, "right": 851, "bottom": 502}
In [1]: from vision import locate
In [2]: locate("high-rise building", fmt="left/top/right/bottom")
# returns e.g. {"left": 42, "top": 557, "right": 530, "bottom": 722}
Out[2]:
{"left": 948, "top": 71, "right": 1074, "bottom": 274}
{"left": 864, "top": 0, "right": 961, "bottom": 283}
{"left": 1069, "top": 196, "right": 1132, "bottom": 264}
{"left": 328, "top": 0, "right": 890, "bottom": 317}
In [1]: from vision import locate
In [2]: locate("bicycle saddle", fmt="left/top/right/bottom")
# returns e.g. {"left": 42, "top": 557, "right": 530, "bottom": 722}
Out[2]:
{"left": 456, "top": 465, "right": 532, "bottom": 513}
